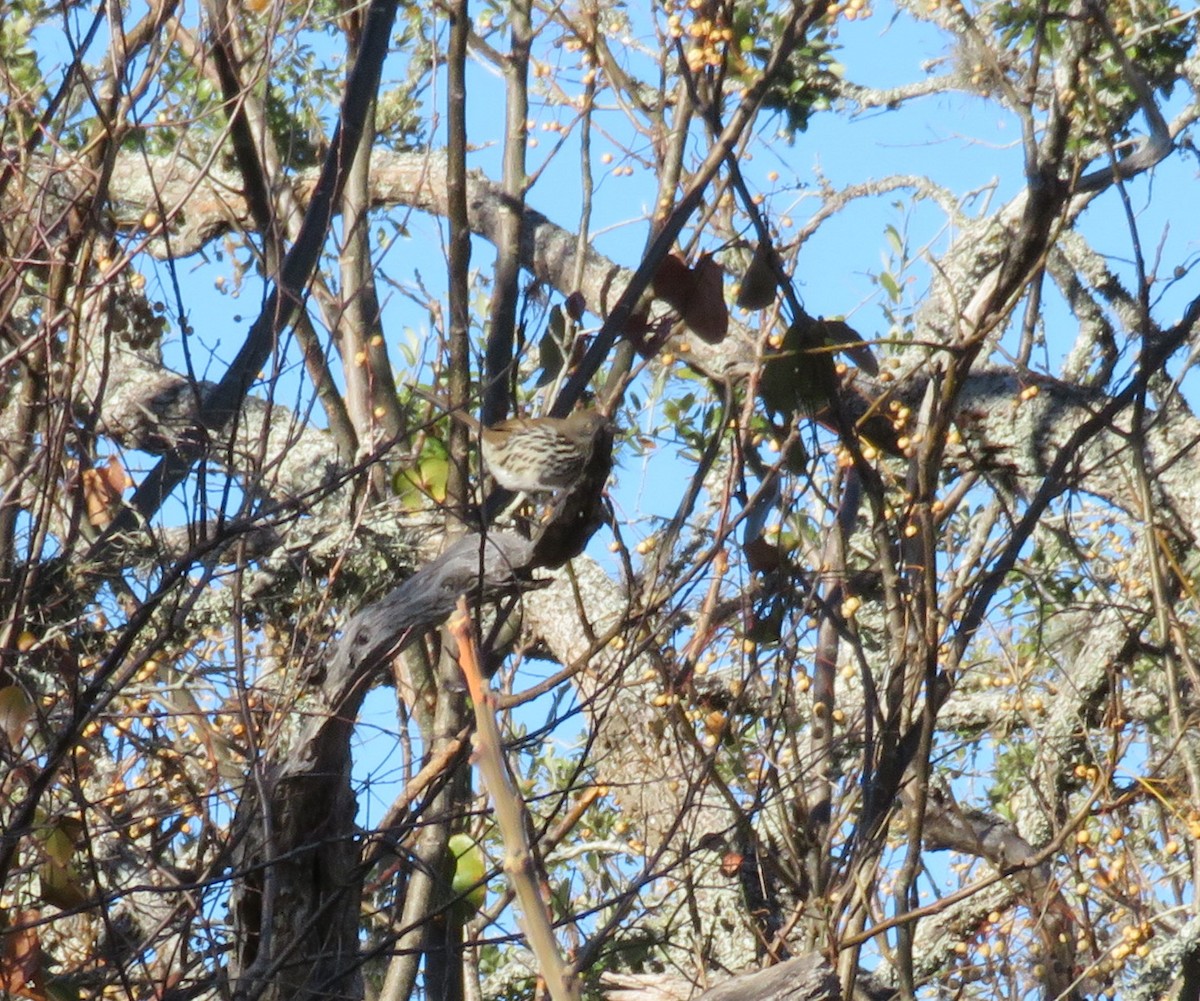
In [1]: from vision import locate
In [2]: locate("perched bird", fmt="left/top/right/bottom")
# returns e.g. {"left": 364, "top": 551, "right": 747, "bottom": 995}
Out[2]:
{"left": 476, "top": 409, "right": 609, "bottom": 493}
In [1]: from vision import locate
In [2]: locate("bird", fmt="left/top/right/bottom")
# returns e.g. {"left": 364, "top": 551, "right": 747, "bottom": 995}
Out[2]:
{"left": 476, "top": 409, "right": 609, "bottom": 493}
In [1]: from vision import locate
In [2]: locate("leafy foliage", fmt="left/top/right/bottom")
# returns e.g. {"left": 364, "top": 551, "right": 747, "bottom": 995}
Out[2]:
{"left": 3, "top": 2, "right": 1200, "bottom": 1001}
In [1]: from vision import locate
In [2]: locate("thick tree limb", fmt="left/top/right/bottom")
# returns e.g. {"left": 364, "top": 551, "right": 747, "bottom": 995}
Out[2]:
{"left": 228, "top": 429, "right": 613, "bottom": 1000}
{"left": 601, "top": 953, "right": 841, "bottom": 1001}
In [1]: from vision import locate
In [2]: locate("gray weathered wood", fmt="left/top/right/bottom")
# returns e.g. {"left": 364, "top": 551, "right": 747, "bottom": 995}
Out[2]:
{"left": 601, "top": 954, "right": 841, "bottom": 1001}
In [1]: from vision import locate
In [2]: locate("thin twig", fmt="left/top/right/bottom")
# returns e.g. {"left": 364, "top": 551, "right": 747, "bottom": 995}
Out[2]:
{"left": 449, "top": 598, "right": 580, "bottom": 1001}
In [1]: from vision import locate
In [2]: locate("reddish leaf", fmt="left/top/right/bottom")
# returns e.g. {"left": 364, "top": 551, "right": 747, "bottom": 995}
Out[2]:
{"left": 720, "top": 852, "right": 744, "bottom": 877}
{"left": 80, "top": 456, "right": 133, "bottom": 528}
{"left": 683, "top": 253, "right": 729, "bottom": 344}
{"left": 101, "top": 454, "right": 133, "bottom": 494}
{"left": 623, "top": 313, "right": 673, "bottom": 359}
{"left": 743, "top": 535, "right": 783, "bottom": 574}
{"left": 0, "top": 910, "right": 48, "bottom": 1001}
{"left": 650, "top": 253, "right": 693, "bottom": 313}
{"left": 565, "top": 290, "right": 586, "bottom": 322}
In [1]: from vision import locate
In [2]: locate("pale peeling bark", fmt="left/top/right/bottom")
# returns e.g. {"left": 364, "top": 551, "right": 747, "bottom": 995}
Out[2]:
{"left": 23, "top": 142, "right": 1200, "bottom": 991}
{"left": 228, "top": 429, "right": 614, "bottom": 999}
{"left": 229, "top": 531, "right": 541, "bottom": 1001}
{"left": 602, "top": 951, "right": 840, "bottom": 1001}
{"left": 8, "top": 97, "right": 1200, "bottom": 995}
{"left": 524, "top": 558, "right": 762, "bottom": 971}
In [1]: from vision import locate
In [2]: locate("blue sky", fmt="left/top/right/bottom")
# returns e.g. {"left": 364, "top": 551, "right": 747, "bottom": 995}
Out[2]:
{"left": 291, "top": 1, "right": 1200, "bottom": 824}
{"left": 25, "top": 0, "right": 1197, "bottom": 933}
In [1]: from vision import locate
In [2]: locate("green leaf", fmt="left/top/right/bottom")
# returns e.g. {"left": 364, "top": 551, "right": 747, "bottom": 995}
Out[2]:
{"left": 0, "top": 685, "right": 33, "bottom": 747}
{"left": 448, "top": 833, "right": 487, "bottom": 913}
{"left": 392, "top": 438, "right": 450, "bottom": 508}
{"left": 878, "top": 270, "right": 901, "bottom": 303}
{"left": 535, "top": 306, "right": 567, "bottom": 388}
{"left": 884, "top": 224, "right": 903, "bottom": 258}
{"left": 39, "top": 859, "right": 88, "bottom": 909}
